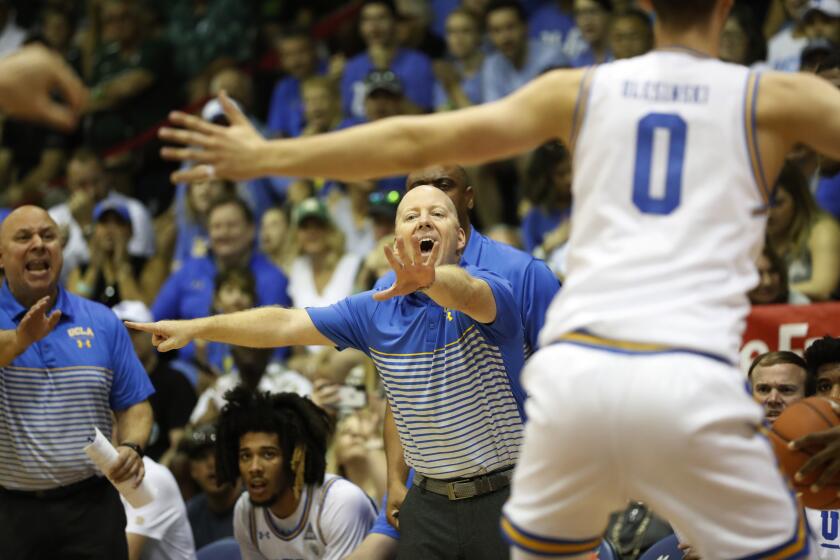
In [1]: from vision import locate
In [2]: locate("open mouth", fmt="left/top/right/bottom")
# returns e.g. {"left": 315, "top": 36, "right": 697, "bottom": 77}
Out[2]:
{"left": 25, "top": 259, "right": 51, "bottom": 274}
{"left": 419, "top": 238, "right": 435, "bottom": 255}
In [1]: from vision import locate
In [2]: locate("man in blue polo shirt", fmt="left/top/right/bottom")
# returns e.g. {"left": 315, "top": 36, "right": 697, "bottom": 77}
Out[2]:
{"left": 152, "top": 195, "right": 291, "bottom": 366}
{"left": 0, "top": 206, "right": 154, "bottom": 559}
{"left": 129, "top": 185, "right": 526, "bottom": 560}
{"left": 367, "top": 163, "right": 559, "bottom": 556}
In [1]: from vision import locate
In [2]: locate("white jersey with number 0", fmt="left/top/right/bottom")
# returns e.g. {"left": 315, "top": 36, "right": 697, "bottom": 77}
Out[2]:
{"left": 539, "top": 50, "right": 769, "bottom": 362}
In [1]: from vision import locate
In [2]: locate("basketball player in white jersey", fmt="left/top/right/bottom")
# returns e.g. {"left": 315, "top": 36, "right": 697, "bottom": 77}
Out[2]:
{"left": 157, "top": 0, "right": 840, "bottom": 556}
{"left": 215, "top": 387, "right": 376, "bottom": 559}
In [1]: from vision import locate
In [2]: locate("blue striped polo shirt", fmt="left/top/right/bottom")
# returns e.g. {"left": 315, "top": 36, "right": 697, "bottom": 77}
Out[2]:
{"left": 309, "top": 265, "right": 526, "bottom": 480}
{"left": 0, "top": 283, "right": 154, "bottom": 490}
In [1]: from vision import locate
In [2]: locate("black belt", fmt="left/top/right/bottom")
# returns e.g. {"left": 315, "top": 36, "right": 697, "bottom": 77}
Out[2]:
{"left": 414, "top": 467, "right": 514, "bottom": 501}
{"left": 0, "top": 475, "right": 106, "bottom": 500}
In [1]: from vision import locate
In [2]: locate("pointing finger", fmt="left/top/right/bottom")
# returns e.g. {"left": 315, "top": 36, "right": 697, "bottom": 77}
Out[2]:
{"left": 124, "top": 321, "right": 156, "bottom": 333}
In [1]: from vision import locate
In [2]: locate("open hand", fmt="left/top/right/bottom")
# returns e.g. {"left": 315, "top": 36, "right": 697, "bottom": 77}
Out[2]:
{"left": 16, "top": 296, "right": 61, "bottom": 353}
{"left": 159, "top": 91, "right": 267, "bottom": 183}
{"left": 124, "top": 320, "right": 196, "bottom": 352}
{"left": 0, "top": 44, "right": 87, "bottom": 131}
{"left": 373, "top": 237, "right": 440, "bottom": 301}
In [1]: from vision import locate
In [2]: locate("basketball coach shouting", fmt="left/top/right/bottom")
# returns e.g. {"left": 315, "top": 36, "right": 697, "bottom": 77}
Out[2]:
{"left": 0, "top": 206, "right": 154, "bottom": 559}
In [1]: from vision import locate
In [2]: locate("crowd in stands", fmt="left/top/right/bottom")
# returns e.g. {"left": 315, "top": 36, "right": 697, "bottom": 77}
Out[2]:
{"left": 0, "top": 0, "right": 838, "bottom": 557}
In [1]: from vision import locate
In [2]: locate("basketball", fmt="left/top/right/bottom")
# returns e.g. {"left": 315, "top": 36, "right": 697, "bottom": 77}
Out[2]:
{"left": 768, "top": 397, "right": 840, "bottom": 510}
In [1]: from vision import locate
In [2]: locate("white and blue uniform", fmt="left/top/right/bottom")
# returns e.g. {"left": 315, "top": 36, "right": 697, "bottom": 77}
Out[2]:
{"left": 233, "top": 475, "right": 375, "bottom": 560}
{"left": 807, "top": 509, "right": 840, "bottom": 559}
{"left": 501, "top": 50, "right": 811, "bottom": 558}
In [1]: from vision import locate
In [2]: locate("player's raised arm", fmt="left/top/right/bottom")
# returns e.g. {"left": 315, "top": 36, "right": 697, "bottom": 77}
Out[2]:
{"left": 159, "top": 69, "right": 584, "bottom": 184}
{"left": 125, "top": 307, "right": 335, "bottom": 352}
{"left": 760, "top": 71, "right": 840, "bottom": 164}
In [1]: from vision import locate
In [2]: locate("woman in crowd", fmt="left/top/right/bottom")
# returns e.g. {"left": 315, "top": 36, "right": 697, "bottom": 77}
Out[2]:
{"left": 259, "top": 204, "right": 296, "bottom": 273}
{"left": 767, "top": 162, "right": 840, "bottom": 301}
{"left": 719, "top": 4, "right": 768, "bottom": 66}
{"left": 521, "top": 140, "right": 573, "bottom": 255}
{"left": 433, "top": 8, "right": 485, "bottom": 110}
{"left": 748, "top": 243, "right": 810, "bottom": 305}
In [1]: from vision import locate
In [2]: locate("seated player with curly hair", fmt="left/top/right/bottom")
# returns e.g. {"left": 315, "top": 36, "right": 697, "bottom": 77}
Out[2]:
{"left": 215, "top": 387, "right": 376, "bottom": 559}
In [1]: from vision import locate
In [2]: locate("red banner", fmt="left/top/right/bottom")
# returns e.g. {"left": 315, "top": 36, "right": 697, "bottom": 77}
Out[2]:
{"left": 740, "top": 303, "right": 840, "bottom": 370}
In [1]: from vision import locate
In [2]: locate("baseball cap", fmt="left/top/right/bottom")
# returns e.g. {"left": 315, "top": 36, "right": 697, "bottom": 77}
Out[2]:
{"left": 201, "top": 96, "right": 244, "bottom": 125}
{"left": 293, "top": 197, "right": 331, "bottom": 226}
{"left": 802, "top": 0, "right": 840, "bottom": 18}
{"left": 368, "top": 189, "right": 401, "bottom": 221}
{"left": 179, "top": 424, "right": 218, "bottom": 459}
{"left": 364, "top": 70, "right": 403, "bottom": 98}
{"left": 93, "top": 199, "right": 131, "bottom": 224}
{"left": 111, "top": 300, "right": 153, "bottom": 323}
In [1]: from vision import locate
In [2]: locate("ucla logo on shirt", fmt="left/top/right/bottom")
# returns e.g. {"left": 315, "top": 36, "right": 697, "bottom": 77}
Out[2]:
{"left": 67, "top": 326, "right": 95, "bottom": 349}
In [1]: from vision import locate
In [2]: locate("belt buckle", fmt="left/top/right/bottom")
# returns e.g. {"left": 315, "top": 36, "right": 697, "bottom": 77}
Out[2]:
{"left": 446, "top": 481, "right": 472, "bottom": 501}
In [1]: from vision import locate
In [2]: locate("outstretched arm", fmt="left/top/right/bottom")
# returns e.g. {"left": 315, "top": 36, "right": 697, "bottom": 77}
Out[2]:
{"left": 159, "top": 69, "right": 585, "bottom": 183}
{"left": 759, "top": 72, "right": 840, "bottom": 173}
{"left": 126, "top": 307, "right": 336, "bottom": 352}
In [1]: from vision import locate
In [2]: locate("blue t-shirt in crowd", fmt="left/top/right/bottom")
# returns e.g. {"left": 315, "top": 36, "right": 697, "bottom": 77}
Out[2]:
{"left": 341, "top": 49, "right": 435, "bottom": 119}
{"left": 0, "top": 283, "right": 154, "bottom": 490}
{"left": 152, "top": 252, "right": 291, "bottom": 362}
{"left": 482, "top": 39, "right": 568, "bottom": 103}
{"left": 521, "top": 207, "right": 571, "bottom": 254}
{"left": 309, "top": 265, "right": 526, "bottom": 479}
{"left": 528, "top": 3, "right": 577, "bottom": 50}
{"left": 570, "top": 45, "right": 614, "bottom": 68}
{"left": 433, "top": 60, "right": 483, "bottom": 109}
{"left": 375, "top": 229, "right": 559, "bottom": 355}
{"left": 266, "top": 61, "right": 328, "bottom": 138}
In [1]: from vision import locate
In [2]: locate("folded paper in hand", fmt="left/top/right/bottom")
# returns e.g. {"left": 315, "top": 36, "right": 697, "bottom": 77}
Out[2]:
{"left": 83, "top": 427, "right": 155, "bottom": 508}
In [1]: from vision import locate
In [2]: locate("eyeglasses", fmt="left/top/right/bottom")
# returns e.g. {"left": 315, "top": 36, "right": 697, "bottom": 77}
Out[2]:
{"left": 369, "top": 190, "right": 401, "bottom": 205}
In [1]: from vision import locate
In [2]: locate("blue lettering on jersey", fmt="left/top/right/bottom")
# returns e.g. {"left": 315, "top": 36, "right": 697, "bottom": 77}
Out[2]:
{"left": 622, "top": 81, "right": 710, "bottom": 105}
{"left": 822, "top": 511, "right": 840, "bottom": 549}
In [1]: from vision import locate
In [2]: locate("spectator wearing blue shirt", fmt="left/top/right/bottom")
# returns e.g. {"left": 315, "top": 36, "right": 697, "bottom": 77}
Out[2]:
{"left": 266, "top": 28, "right": 327, "bottom": 139}
{"left": 152, "top": 196, "right": 291, "bottom": 364}
{"left": 528, "top": 0, "right": 583, "bottom": 58}
{"left": 434, "top": 8, "right": 485, "bottom": 110}
{"left": 0, "top": 206, "right": 154, "bottom": 559}
{"left": 129, "top": 186, "right": 527, "bottom": 560}
{"left": 341, "top": 0, "right": 435, "bottom": 119}
{"left": 172, "top": 178, "right": 235, "bottom": 271}
{"left": 609, "top": 7, "right": 654, "bottom": 60}
{"left": 570, "top": 0, "right": 615, "bottom": 67}
{"left": 482, "top": 0, "right": 568, "bottom": 103}
{"left": 521, "top": 141, "right": 573, "bottom": 255}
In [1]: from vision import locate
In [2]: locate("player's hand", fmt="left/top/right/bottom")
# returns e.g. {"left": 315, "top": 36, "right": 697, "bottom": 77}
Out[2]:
{"left": 790, "top": 423, "right": 840, "bottom": 492}
{"left": 124, "top": 320, "right": 197, "bottom": 352}
{"left": 110, "top": 445, "right": 145, "bottom": 488}
{"left": 0, "top": 44, "right": 87, "bottom": 131}
{"left": 386, "top": 481, "right": 408, "bottom": 530}
{"left": 159, "top": 91, "right": 268, "bottom": 183}
{"left": 373, "top": 237, "right": 440, "bottom": 301}
{"left": 15, "top": 296, "right": 61, "bottom": 354}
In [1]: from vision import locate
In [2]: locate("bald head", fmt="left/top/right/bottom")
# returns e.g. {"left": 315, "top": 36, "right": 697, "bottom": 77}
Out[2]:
{"left": 395, "top": 185, "right": 466, "bottom": 266}
{"left": 0, "top": 206, "right": 58, "bottom": 241}
{"left": 405, "top": 164, "right": 474, "bottom": 233}
{"left": 0, "top": 205, "right": 63, "bottom": 308}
